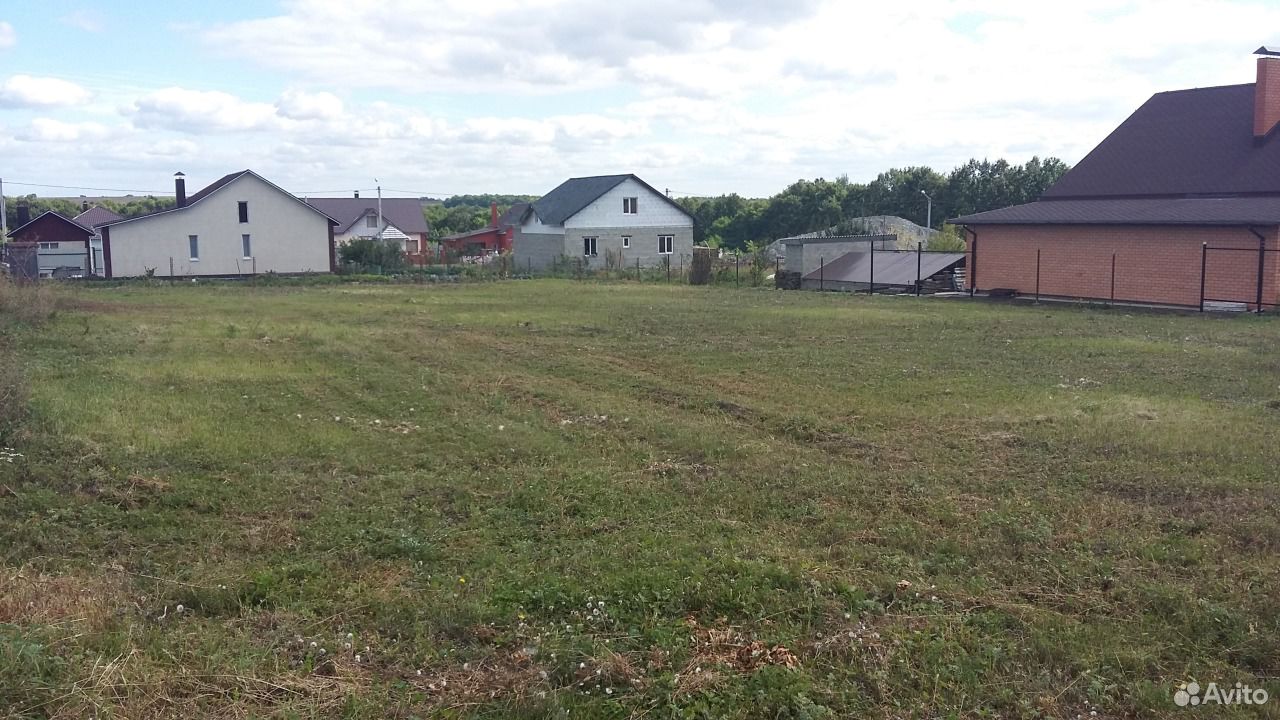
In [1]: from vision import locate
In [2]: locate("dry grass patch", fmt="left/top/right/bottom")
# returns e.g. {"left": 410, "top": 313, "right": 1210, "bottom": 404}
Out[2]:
{"left": 0, "top": 568, "right": 132, "bottom": 633}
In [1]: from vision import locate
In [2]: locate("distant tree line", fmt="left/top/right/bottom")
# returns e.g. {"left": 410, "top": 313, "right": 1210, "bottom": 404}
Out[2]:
{"left": 425, "top": 194, "right": 538, "bottom": 240}
{"left": 677, "top": 157, "right": 1070, "bottom": 250}
{"left": 3, "top": 195, "right": 175, "bottom": 230}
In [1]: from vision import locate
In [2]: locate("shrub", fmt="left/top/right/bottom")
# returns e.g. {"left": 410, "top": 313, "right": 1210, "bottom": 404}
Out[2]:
{"left": 337, "top": 238, "right": 407, "bottom": 274}
{"left": 0, "top": 277, "right": 57, "bottom": 327}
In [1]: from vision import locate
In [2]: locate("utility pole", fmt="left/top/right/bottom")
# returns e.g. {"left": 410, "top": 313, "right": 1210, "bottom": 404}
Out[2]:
{"left": 0, "top": 177, "right": 7, "bottom": 243}
{"left": 375, "top": 179, "right": 384, "bottom": 241}
{"left": 920, "top": 189, "right": 932, "bottom": 230}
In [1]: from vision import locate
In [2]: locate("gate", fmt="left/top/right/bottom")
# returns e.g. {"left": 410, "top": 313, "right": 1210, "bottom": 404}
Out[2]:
{"left": 1200, "top": 242, "right": 1280, "bottom": 312}
{"left": 0, "top": 243, "right": 38, "bottom": 282}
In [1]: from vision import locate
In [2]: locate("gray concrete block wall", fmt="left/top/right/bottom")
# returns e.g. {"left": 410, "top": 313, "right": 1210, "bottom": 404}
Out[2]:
{"left": 513, "top": 232, "right": 567, "bottom": 272}
{"left": 566, "top": 226, "right": 693, "bottom": 271}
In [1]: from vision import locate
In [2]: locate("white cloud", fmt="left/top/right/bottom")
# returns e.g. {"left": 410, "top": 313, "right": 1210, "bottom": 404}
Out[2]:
{"left": 61, "top": 10, "right": 104, "bottom": 33}
{"left": 130, "top": 87, "right": 283, "bottom": 132}
{"left": 17, "top": 118, "right": 110, "bottom": 142}
{"left": 0, "top": 74, "right": 91, "bottom": 108}
{"left": 7, "top": 1, "right": 1280, "bottom": 197}
{"left": 276, "top": 89, "right": 343, "bottom": 120}
{"left": 0, "top": 21, "right": 14, "bottom": 49}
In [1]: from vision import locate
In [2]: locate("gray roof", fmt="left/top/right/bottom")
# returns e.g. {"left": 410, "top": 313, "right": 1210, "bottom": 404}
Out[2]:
{"left": 305, "top": 197, "right": 430, "bottom": 234}
{"left": 781, "top": 233, "right": 894, "bottom": 245}
{"left": 951, "top": 196, "right": 1280, "bottom": 226}
{"left": 498, "top": 202, "right": 529, "bottom": 229}
{"left": 803, "top": 250, "right": 965, "bottom": 286}
{"left": 72, "top": 206, "right": 124, "bottom": 229}
{"left": 530, "top": 174, "right": 694, "bottom": 226}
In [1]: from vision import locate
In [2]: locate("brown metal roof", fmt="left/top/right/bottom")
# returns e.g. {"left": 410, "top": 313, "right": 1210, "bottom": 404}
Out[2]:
{"left": 72, "top": 206, "right": 124, "bottom": 229}
{"left": 951, "top": 196, "right": 1280, "bottom": 226}
{"left": 304, "top": 197, "right": 430, "bottom": 234}
{"left": 1043, "top": 83, "right": 1280, "bottom": 199}
{"left": 802, "top": 250, "right": 965, "bottom": 285}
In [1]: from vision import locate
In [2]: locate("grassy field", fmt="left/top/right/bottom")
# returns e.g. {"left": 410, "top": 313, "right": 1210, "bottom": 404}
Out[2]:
{"left": 2, "top": 280, "right": 1278, "bottom": 719}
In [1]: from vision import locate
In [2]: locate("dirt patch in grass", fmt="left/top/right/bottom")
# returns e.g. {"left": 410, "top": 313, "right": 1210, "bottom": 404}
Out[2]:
{"left": 0, "top": 568, "right": 132, "bottom": 633}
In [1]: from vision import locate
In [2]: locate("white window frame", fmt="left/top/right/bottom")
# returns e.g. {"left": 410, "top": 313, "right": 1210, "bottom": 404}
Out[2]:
{"left": 583, "top": 236, "right": 598, "bottom": 257}
{"left": 658, "top": 234, "right": 673, "bottom": 255}
{"left": 621, "top": 235, "right": 631, "bottom": 249}
{"left": 189, "top": 235, "right": 200, "bottom": 261}
{"left": 39, "top": 242, "right": 59, "bottom": 250}
{"left": 242, "top": 234, "right": 252, "bottom": 259}
{"left": 623, "top": 197, "right": 638, "bottom": 214}
{"left": 366, "top": 214, "right": 379, "bottom": 228}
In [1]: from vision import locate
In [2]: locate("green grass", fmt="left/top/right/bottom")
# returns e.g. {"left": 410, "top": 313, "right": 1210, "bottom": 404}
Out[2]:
{"left": 2, "top": 280, "right": 1279, "bottom": 718}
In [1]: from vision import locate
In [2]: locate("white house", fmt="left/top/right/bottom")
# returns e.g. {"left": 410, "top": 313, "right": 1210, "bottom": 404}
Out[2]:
{"left": 99, "top": 171, "right": 337, "bottom": 278}
{"left": 513, "top": 174, "right": 695, "bottom": 272}
{"left": 304, "top": 195, "right": 431, "bottom": 256}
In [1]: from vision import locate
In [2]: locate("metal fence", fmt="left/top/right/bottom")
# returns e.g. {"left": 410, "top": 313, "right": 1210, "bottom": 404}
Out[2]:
{"left": 966, "top": 241, "right": 1280, "bottom": 312}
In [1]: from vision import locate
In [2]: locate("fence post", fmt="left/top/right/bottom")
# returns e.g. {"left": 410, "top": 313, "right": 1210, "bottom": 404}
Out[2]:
{"left": 667, "top": 256, "right": 671, "bottom": 283}
{"left": 1110, "top": 253, "right": 1116, "bottom": 305}
{"left": 1199, "top": 242, "right": 1207, "bottom": 312}
{"left": 819, "top": 256, "right": 824, "bottom": 291}
{"left": 1256, "top": 235, "right": 1266, "bottom": 314}
{"left": 1035, "top": 248, "right": 1041, "bottom": 303}
{"left": 867, "top": 245, "right": 874, "bottom": 295}
{"left": 169, "top": 257, "right": 174, "bottom": 284}
{"left": 735, "top": 252, "right": 739, "bottom": 287}
{"left": 915, "top": 241, "right": 922, "bottom": 296}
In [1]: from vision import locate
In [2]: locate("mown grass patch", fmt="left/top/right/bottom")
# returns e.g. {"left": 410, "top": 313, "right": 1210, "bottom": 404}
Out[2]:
{"left": 1, "top": 280, "right": 1278, "bottom": 718}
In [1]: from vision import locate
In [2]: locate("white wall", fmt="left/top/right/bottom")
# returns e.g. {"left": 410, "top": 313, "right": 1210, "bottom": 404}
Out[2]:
{"left": 107, "top": 173, "right": 332, "bottom": 277}
{"left": 521, "top": 212, "right": 564, "bottom": 235}
{"left": 565, "top": 178, "right": 692, "bottom": 230}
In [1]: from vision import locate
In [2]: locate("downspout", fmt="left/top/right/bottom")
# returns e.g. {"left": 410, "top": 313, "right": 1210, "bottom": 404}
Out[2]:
{"left": 1249, "top": 226, "right": 1269, "bottom": 313}
{"left": 963, "top": 226, "right": 978, "bottom": 297}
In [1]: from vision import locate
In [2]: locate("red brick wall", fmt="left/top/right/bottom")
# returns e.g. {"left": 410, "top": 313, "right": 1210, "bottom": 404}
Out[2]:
{"left": 966, "top": 225, "right": 1280, "bottom": 309}
{"left": 1256, "top": 58, "right": 1280, "bottom": 137}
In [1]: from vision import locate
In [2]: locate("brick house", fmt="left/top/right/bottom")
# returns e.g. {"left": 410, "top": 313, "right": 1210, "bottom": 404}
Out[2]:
{"left": 951, "top": 48, "right": 1280, "bottom": 310}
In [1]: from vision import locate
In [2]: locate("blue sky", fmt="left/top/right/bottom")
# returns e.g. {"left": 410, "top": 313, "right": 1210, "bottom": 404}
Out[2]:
{"left": 1, "top": 1, "right": 1278, "bottom": 199}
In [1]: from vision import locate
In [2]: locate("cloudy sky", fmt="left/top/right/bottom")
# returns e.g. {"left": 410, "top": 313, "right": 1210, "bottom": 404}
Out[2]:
{"left": 0, "top": 0, "right": 1277, "bottom": 199}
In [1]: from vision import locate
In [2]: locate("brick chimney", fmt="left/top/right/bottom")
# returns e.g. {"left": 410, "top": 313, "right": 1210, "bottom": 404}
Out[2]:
{"left": 16, "top": 202, "right": 30, "bottom": 226}
{"left": 490, "top": 201, "right": 499, "bottom": 228}
{"left": 1254, "top": 47, "right": 1280, "bottom": 138}
{"left": 354, "top": 190, "right": 360, "bottom": 199}
{"left": 174, "top": 172, "right": 187, "bottom": 208}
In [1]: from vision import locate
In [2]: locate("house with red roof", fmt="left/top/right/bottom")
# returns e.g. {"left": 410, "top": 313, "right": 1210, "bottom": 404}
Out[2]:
{"left": 952, "top": 47, "right": 1280, "bottom": 310}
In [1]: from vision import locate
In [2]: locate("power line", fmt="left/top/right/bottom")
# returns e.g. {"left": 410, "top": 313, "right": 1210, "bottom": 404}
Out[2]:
{"left": 4, "top": 180, "right": 172, "bottom": 195}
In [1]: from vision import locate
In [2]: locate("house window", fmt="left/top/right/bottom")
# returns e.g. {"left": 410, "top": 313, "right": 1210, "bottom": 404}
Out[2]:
{"left": 242, "top": 234, "right": 252, "bottom": 259}
{"left": 621, "top": 235, "right": 631, "bottom": 249}
{"left": 38, "top": 242, "right": 59, "bottom": 250}
{"left": 623, "top": 197, "right": 638, "bottom": 214}
{"left": 658, "top": 235, "right": 673, "bottom": 255}
{"left": 366, "top": 214, "right": 379, "bottom": 228}
{"left": 238, "top": 201, "right": 249, "bottom": 223}
{"left": 189, "top": 235, "right": 199, "bottom": 261}
{"left": 583, "top": 236, "right": 598, "bottom": 257}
